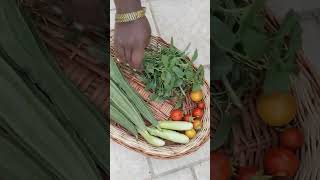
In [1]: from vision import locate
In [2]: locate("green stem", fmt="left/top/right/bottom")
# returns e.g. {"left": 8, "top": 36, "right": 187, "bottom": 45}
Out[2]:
{"left": 179, "top": 85, "right": 186, "bottom": 97}
{"left": 221, "top": 75, "right": 243, "bottom": 110}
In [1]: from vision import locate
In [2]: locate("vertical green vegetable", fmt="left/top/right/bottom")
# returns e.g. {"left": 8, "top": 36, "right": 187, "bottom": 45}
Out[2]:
{"left": 110, "top": 80, "right": 165, "bottom": 146}
{"left": 0, "top": 0, "right": 108, "bottom": 174}
{"left": 0, "top": 56, "right": 101, "bottom": 180}
{"left": 110, "top": 58, "right": 158, "bottom": 127}
{"left": 110, "top": 104, "right": 138, "bottom": 137}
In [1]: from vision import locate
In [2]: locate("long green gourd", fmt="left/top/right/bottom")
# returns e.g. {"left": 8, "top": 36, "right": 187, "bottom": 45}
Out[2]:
{"left": 0, "top": 131, "right": 56, "bottom": 180}
{"left": 110, "top": 58, "right": 158, "bottom": 127}
{"left": 110, "top": 80, "right": 165, "bottom": 147}
{"left": 0, "top": 56, "right": 101, "bottom": 180}
{"left": 110, "top": 104, "right": 138, "bottom": 137}
{"left": 0, "top": 0, "right": 108, "bottom": 173}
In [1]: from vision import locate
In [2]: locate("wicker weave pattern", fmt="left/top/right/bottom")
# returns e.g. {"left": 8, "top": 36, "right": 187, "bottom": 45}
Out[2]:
{"left": 32, "top": 4, "right": 210, "bottom": 158}
{"left": 109, "top": 35, "right": 210, "bottom": 159}
{"left": 223, "top": 12, "right": 320, "bottom": 180}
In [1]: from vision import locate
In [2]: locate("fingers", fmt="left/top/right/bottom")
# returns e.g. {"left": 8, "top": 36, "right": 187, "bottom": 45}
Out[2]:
{"left": 131, "top": 47, "right": 145, "bottom": 71}
{"left": 115, "top": 42, "right": 125, "bottom": 63}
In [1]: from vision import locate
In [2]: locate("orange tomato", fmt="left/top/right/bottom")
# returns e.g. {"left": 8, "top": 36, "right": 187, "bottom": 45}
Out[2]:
{"left": 190, "top": 90, "right": 203, "bottom": 102}
{"left": 193, "top": 119, "right": 203, "bottom": 130}
{"left": 185, "top": 129, "right": 196, "bottom": 138}
{"left": 257, "top": 92, "right": 297, "bottom": 126}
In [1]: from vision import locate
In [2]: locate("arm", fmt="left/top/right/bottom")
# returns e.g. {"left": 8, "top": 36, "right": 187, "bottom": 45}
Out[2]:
{"left": 114, "top": 0, "right": 151, "bottom": 71}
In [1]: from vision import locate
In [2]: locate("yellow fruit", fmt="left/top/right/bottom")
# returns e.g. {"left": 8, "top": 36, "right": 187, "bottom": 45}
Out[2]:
{"left": 193, "top": 119, "right": 203, "bottom": 130}
{"left": 190, "top": 90, "right": 203, "bottom": 102}
{"left": 185, "top": 129, "right": 197, "bottom": 138}
{"left": 257, "top": 92, "right": 297, "bottom": 126}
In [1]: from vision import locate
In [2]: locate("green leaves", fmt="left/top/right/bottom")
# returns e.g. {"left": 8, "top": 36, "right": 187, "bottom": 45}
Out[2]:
{"left": 212, "top": 17, "right": 237, "bottom": 49}
{"left": 211, "top": 116, "right": 238, "bottom": 151}
{"left": 263, "top": 68, "right": 291, "bottom": 94}
{"left": 241, "top": 28, "right": 268, "bottom": 58}
{"left": 212, "top": 45, "right": 233, "bottom": 80}
{"left": 142, "top": 41, "right": 204, "bottom": 106}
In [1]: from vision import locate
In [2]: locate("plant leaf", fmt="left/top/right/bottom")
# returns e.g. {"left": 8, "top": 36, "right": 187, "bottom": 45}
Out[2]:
{"left": 241, "top": 28, "right": 268, "bottom": 58}
{"left": 211, "top": 116, "right": 238, "bottom": 151}
{"left": 212, "top": 46, "right": 233, "bottom": 80}
{"left": 191, "top": 49, "right": 198, "bottom": 62}
{"left": 263, "top": 68, "right": 291, "bottom": 94}
{"left": 212, "top": 17, "right": 237, "bottom": 49}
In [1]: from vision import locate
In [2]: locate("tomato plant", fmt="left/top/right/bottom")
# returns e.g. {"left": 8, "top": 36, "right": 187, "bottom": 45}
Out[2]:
{"left": 170, "top": 109, "right": 183, "bottom": 121}
{"left": 280, "top": 128, "right": 304, "bottom": 151}
{"left": 264, "top": 147, "right": 299, "bottom": 177}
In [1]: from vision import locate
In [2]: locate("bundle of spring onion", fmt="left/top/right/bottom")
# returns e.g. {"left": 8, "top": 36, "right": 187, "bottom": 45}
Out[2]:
{"left": 0, "top": 0, "right": 107, "bottom": 179}
{"left": 110, "top": 58, "right": 193, "bottom": 146}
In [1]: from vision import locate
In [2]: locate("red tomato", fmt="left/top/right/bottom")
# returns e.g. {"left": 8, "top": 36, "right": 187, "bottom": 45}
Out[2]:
{"left": 184, "top": 114, "right": 193, "bottom": 122}
{"left": 192, "top": 108, "right": 204, "bottom": 118}
{"left": 170, "top": 109, "right": 183, "bottom": 121}
{"left": 236, "top": 166, "right": 258, "bottom": 180}
{"left": 197, "top": 101, "right": 205, "bottom": 109}
{"left": 211, "top": 152, "right": 232, "bottom": 180}
{"left": 264, "top": 147, "right": 299, "bottom": 177}
{"left": 280, "top": 128, "right": 304, "bottom": 151}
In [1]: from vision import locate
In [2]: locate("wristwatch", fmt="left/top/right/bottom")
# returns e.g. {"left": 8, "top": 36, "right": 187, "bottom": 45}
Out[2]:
{"left": 115, "top": 7, "right": 146, "bottom": 23}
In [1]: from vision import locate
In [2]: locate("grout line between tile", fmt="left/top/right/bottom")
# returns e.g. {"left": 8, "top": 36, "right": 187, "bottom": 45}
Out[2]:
{"left": 147, "top": 157, "right": 156, "bottom": 178}
{"left": 147, "top": 0, "right": 161, "bottom": 36}
{"left": 151, "top": 158, "right": 209, "bottom": 179}
{"left": 190, "top": 167, "right": 199, "bottom": 180}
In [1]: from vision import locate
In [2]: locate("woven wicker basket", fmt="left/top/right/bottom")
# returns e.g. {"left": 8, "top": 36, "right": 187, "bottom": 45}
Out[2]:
{"left": 109, "top": 35, "right": 210, "bottom": 159}
{"left": 26, "top": 1, "right": 210, "bottom": 159}
{"left": 212, "top": 9, "right": 320, "bottom": 180}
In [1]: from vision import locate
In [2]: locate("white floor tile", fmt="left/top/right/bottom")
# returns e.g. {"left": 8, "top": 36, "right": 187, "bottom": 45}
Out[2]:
{"left": 193, "top": 160, "right": 210, "bottom": 180}
{"left": 110, "top": 141, "right": 152, "bottom": 180}
{"left": 149, "top": 0, "right": 210, "bottom": 66}
{"left": 150, "top": 141, "right": 210, "bottom": 175}
{"left": 153, "top": 168, "right": 194, "bottom": 180}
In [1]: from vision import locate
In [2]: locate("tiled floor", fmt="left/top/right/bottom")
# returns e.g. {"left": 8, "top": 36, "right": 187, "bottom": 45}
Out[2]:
{"left": 110, "top": 1, "right": 210, "bottom": 180}
{"left": 110, "top": 0, "right": 320, "bottom": 179}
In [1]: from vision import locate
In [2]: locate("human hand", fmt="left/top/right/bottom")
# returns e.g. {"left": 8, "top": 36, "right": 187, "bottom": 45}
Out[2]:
{"left": 114, "top": 17, "right": 151, "bottom": 71}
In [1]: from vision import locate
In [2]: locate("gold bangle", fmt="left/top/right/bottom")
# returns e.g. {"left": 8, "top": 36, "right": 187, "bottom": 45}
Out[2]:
{"left": 115, "top": 7, "right": 146, "bottom": 23}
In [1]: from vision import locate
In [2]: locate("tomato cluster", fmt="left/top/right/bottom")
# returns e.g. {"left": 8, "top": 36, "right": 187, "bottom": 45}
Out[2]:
{"left": 169, "top": 90, "right": 205, "bottom": 139}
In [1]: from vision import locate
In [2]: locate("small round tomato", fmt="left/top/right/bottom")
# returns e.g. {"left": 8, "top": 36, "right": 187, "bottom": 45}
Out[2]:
{"left": 211, "top": 152, "right": 232, "bottom": 180}
{"left": 192, "top": 108, "right": 204, "bottom": 118}
{"left": 264, "top": 147, "right": 299, "bottom": 177}
{"left": 184, "top": 114, "right": 194, "bottom": 122}
{"left": 197, "top": 101, "right": 205, "bottom": 109}
{"left": 193, "top": 119, "right": 203, "bottom": 130}
{"left": 170, "top": 109, "right": 183, "bottom": 121}
{"left": 280, "top": 128, "right": 304, "bottom": 151}
{"left": 236, "top": 166, "right": 258, "bottom": 180}
{"left": 185, "top": 129, "right": 196, "bottom": 138}
{"left": 190, "top": 90, "right": 203, "bottom": 102}
{"left": 257, "top": 92, "right": 297, "bottom": 126}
